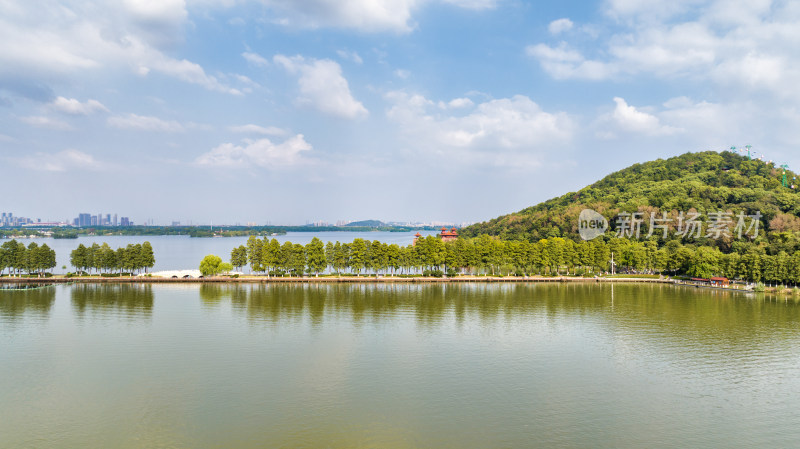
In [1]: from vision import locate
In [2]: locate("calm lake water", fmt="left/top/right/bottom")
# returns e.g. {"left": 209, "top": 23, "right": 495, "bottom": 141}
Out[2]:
{"left": 3, "top": 283, "right": 800, "bottom": 448}
{"left": 30, "top": 231, "right": 436, "bottom": 272}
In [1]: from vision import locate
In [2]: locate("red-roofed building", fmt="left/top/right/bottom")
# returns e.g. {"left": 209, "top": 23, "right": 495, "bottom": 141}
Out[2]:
{"left": 439, "top": 227, "right": 458, "bottom": 242}
{"left": 413, "top": 232, "right": 422, "bottom": 246}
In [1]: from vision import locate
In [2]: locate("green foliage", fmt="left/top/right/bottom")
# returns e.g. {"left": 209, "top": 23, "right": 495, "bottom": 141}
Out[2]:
{"left": 68, "top": 241, "right": 155, "bottom": 275}
{"left": 0, "top": 239, "right": 56, "bottom": 277}
{"left": 305, "top": 237, "right": 326, "bottom": 276}
{"left": 230, "top": 245, "right": 247, "bottom": 271}
{"left": 212, "top": 232, "right": 800, "bottom": 283}
{"left": 199, "top": 255, "right": 223, "bottom": 276}
{"left": 218, "top": 262, "right": 233, "bottom": 274}
{"left": 462, "top": 151, "right": 800, "bottom": 244}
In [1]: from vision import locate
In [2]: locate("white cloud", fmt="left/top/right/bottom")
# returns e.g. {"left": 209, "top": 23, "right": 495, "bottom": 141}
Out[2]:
{"left": 446, "top": 97, "right": 474, "bottom": 109}
{"left": 50, "top": 97, "right": 109, "bottom": 115}
{"left": 259, "top": 0, "right": 419, "bottom": 33}
{"left": 526, "top": 43, "right": 616, "bottom": 80}
{"left": 107, "top": 113, "right": 184, "bottom": 132}
{"left": 528, "top": 0, "right": 800, "bottom": 100}
{"left": 228, "top": 124, "right": 287, "bottom": 136}
{"left": 242, "top": 51, "right": 269, "bottom": 67}
{"left": 336, "top": 49, "right": 363, "bottom": 64}
{"left": 441, "top": 0, "right": 499, "bottom": 10}
{"left": 20, "top": 116, "right": 74, "bottom": 131}
{"left": 548, "top": 18, "right": 573, "bottom": 35}
{"left": 608, "top": 97, "right": 681, "bottom": 136}
{"left": 0, "top": 1, "right": 239, "bottom": 96}
{"left": 196, "top": 134, "right": 312, "bottom": 168}
{"left": 274, "top": 54, "right": 368, "bottom": 119}
{"left": 394, "top": 69, "right": 411, "bottom": 79}
{"left": 19, "top": 149, "right": 104, "bottom": 172}
{"left": 123, "top": 0, "right": 188, "bottom": 46}
{"left": 252, "top": 0, "right": 498, "bottom": 33}
{"left": 386, "top": 91, "right": 575, "bottom": 166}
{"left": 124, "top": 0, "right": 187, "bottom": 24}
{"left": 128, "top": 39, "right": 242, "bottom": 95}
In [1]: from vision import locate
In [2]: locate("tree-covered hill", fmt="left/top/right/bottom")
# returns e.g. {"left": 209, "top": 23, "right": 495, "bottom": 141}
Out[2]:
{"left": 462, "top": 151, "right": 800, "bottom": 242}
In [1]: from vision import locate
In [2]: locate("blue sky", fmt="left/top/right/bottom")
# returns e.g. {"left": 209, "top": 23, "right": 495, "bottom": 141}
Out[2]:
{"left": 2, "top": 0, "right": 799, "bottom": 225}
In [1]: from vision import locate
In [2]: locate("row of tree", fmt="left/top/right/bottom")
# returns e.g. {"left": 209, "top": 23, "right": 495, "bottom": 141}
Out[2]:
{"left": 70, "top": 242, "right": 155, "bottom": 275}
{"left": 227, "top": 235, "right": 800, "bottom": 284}
{"left": 0, "top": 240, "right": 57, "bottom": 276}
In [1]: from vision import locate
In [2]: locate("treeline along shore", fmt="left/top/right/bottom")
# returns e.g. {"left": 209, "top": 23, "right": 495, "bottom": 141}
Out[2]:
{"left": 2, "top": 232, "right": 800, "bottom": 287}
{"left": 0, "top": 276, "right": 670, "bottom": 284}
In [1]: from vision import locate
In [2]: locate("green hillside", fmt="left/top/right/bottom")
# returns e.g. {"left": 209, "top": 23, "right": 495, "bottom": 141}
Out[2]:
{"left": 462, "top": 151, "right": 800, "bottom": 243}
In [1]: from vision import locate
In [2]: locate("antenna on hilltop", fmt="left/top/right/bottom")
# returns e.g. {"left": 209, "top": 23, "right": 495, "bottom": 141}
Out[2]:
{"left": 781, "top": 164, "right": 790, "bottom": 188}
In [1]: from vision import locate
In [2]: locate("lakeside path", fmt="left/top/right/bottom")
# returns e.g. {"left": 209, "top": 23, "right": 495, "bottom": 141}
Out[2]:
{"left": 0, "top": 276, "right": 672, "bottom": 284}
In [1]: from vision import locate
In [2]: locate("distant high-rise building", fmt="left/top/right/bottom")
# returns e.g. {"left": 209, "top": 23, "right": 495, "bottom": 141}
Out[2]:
{"left": 113, "top": 214, "right": 118, "bottom": 226}
{"left": 78, "top": 213, "right": 91, "bottom": 227}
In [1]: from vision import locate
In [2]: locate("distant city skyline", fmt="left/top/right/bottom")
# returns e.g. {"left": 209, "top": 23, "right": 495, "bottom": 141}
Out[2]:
{"left": 0, "top": 210, "right": 469, "bottom": 228}
{"left": 2, "top": 1, "right": 798, "bottom": 223}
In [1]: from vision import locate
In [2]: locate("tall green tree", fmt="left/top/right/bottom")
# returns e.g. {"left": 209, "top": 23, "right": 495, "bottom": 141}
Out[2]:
{"left": 305, "top": 237, "right": 326, "bottom": 276}
{"left": 231, "top": 245, "right": 247, "bottom": 272}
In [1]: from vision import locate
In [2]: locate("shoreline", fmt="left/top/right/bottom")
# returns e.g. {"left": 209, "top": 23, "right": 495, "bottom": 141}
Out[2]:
{"left": 0, "top": 275, "right": 674, "bottom": 284}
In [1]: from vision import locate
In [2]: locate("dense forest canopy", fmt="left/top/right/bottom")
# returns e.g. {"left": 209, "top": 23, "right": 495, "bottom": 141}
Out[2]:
{"left": 462, "top": 151, "right": 800, "bottom": 245}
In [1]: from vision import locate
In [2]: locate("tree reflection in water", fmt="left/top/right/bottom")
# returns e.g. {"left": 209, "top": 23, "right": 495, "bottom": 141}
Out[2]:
{"left": 0, "top": 285, "right": 56, "bottom": 321}
{"left": 71, "top": 284, "right": 154, "bottom": 319}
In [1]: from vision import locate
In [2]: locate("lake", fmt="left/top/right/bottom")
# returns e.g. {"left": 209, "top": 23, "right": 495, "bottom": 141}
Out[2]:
{"left": 23, "top": 231, "right": 437, "bottom": 272}
{"left": 2, "top": 283, "right": 800, "bottom": 448}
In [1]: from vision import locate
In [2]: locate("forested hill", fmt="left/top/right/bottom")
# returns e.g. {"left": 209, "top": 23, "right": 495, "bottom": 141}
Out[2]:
{"left": 462, "top": 151, "right": 800, "bottom": 242}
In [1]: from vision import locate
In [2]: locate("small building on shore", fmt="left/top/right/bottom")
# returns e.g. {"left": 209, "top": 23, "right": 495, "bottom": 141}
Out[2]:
{"left": 710, "top": 277, "right": 729, "bottom": 286}
{"left": 413, "top": 232, "right": 422, "bottom": 246}
{"left": 439, "top": 227, "right": 458, "bottom": 242}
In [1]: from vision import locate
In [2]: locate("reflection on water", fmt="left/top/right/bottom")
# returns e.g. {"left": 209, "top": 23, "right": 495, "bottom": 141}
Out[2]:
{"left": 71, "top": 284, "right": 154, "bottom": 319}
{"left": 0, "top": 286, "right": 56, "bottom": 320}
{"left": 3, "top": 283, "right": 800, "bottom": 449}
{"left": 197, "top": 283, "right": 800, "bottom": 341}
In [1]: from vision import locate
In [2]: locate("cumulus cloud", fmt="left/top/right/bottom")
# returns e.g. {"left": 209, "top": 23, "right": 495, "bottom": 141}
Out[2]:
{"left": 228, "top": 124, "right": 287, "bottom": 136}
{"left": 386, "top": 91, "right": 575, "bottom": 166}
{"left": 445, "top": 97, "right": 474, "bottom": 109}
{"left": 123, "top": 0, "right": 188, "bottom": 46}
{"left": 20, "top": 116, "right": 74, "bottom": 131}
{"left": 242, "top": 51, "right": 269, "bottom": 67}
{"left": 254, "top": 0, "right": 498, "bottom": 33}
{"left": 527, "top": 0, "right": 800, "bottom": 100}
{"left": 50, "top": 97, "right": 109, "bottom": 115}
{"left": 258, "top": 0, "right": 418, "bottom": 32}
{"left": 107, "top": 113, "right": 184, "bottom": 132}
{"left": 18, "top": 149, "right": 105, "bottom": 172}
{"left": 274, "top": 54, "right": 368, "bottom": 119}
{"left": 607, "top": 97, "right": 681, "bottom": 136}
{"left": 526, "top": 43, "right": 617, "bottom": 80}
{"left": 196, "top": 134, "right": 313, "bottom": 168}
{"left": 548, "top": 18, "right": 573, "bottom": 35}
{"left": 0, "top": 1, "right": 239, "bottom": 96}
